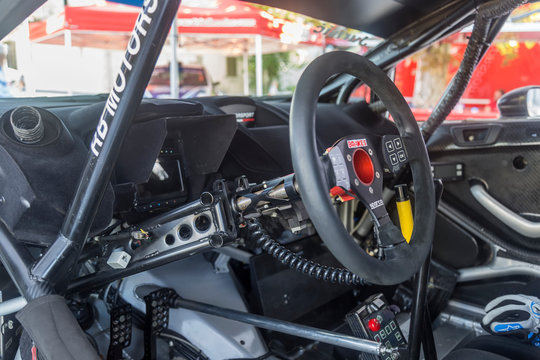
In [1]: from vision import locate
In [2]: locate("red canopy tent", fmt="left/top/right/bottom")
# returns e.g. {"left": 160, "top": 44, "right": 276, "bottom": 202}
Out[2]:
{"left": 29, "top": 0, "right": 294, "bottom": 48}
{"left": 29, "top": 0, "right": 328, "bottom": 95}
{"left": 389, "top": 21, "right": 540, "bottom": 120}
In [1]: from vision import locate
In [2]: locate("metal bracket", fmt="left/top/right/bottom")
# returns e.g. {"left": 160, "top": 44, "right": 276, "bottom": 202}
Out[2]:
{"left": 213, "top": 253, "right": 230, "bottom": 273}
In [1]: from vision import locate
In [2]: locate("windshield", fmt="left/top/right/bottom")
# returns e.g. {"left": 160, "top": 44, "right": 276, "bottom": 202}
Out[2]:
{"left": 0, "top": 0, "right": 380, "bottom": 99}
{"left": 382, "top": 3, "right": 540, "bottom": 120}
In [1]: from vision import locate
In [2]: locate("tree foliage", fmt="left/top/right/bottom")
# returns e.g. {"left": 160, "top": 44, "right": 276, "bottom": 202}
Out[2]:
{"left": 247, "top": 52, "right": 291, "bottom": 94}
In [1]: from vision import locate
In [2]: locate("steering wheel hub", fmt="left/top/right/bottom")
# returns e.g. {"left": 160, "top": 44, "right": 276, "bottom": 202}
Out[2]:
{"left": 352, "top": 148, "right": 374, "bottom": 185}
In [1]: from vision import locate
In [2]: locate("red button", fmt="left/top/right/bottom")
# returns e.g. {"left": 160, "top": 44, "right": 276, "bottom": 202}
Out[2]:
{"left": 368, "top": 318, "right": 381, "bottom": 332}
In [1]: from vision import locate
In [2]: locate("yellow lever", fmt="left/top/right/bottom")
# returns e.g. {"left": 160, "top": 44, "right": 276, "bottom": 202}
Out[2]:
{"left": 395, "top": 184, "right": 413, "bottom": 243}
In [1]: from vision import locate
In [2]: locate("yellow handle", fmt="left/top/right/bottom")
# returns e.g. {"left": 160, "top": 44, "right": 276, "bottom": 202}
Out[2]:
{"left": 396, "top": 199, "right": 414, "bottom": 243}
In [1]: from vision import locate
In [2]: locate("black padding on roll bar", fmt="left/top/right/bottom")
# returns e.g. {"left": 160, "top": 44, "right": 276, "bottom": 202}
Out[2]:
{"left": 16, "top": 295, "right": 99, "bottom": 360}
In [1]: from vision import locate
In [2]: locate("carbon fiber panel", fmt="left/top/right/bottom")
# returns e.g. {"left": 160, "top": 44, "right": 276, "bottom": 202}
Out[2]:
{"left": 429, "top": 120, "right": 540, "bottom": 251}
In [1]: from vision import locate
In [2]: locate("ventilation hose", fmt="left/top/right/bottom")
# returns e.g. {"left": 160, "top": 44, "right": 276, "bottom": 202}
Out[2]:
{"left": 421, "top": 0, "right": 525, "bottom": 141}
{"left": 247, "top": 221, "right": 366, "bottom": 286}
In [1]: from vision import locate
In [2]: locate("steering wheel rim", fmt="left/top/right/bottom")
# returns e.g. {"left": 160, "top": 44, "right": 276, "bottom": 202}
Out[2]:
{"left": 290, "top": 51, "right": 435, "bottom": 285}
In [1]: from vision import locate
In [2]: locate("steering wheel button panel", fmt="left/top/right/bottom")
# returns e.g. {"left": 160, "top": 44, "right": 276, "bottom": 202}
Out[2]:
{"left": 382, "top": 135, "right": 408, "bottom": 174}
{"left": 328, "top": 146, "right": 350, "bottom": 189}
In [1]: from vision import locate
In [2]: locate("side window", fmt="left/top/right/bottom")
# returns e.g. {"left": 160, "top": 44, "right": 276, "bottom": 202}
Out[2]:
{"left": 394, "top": 42, "right": 457, "bottom": 122}
{"left": 388, "top": 12, "right": 540, "bottom": 122}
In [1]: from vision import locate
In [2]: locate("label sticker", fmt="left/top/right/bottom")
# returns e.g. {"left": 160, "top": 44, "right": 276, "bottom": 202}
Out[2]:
{"left": 369, "top": 199, "right": 384, "bottom": 210}
{"left": 347, "top": 139, "right": 367, "bottom": 149}
{"left": 235, "top": 112, "right": 255, "bottom": 122}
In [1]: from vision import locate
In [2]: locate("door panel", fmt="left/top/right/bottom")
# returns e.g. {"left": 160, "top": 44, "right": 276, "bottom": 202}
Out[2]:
{"left": 428, "top": 119, "right": 540, "bottom": 257}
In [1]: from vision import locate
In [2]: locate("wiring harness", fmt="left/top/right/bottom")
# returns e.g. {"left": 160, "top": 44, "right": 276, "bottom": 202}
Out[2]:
{"left": 247, "top": 220, "right": 366, "bottom": 286}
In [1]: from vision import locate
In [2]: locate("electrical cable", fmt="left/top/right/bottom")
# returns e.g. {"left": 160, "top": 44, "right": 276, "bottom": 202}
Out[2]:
{"left": 159, "top": 329, "right": 209, "bottom": 360}
{"left": 247, "top": 220, "right": 366, "bottom": 286}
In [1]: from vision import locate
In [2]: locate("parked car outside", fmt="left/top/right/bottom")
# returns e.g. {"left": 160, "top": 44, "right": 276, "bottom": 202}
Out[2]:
{"left": 146, "top": 63, "right": 213, "bottom": 98}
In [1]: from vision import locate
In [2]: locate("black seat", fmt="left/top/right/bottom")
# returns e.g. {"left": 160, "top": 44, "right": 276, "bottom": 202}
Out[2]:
{"left": 444, "top": 335, "right": 540, "bottom": 360}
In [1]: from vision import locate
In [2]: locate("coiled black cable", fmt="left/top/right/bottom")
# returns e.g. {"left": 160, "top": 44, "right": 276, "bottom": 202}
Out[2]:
{"left": 247, "top": 221, "right": 366, "bottom": 286}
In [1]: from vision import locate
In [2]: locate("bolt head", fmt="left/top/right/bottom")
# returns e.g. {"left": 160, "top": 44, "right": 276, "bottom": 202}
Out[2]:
{"left": 354, "top": 179, "right": 360, "bottom": 186}
{"left": 376, "top": 172, "right": 380, "bottom": 179}
{"left": 347, "top": 154, "right": 352, "bottom": 161}
{"left": 369, "top": 187, "right": 374, "bottom": 194}
{"left": 368, "top": 148, "right": 373, "bottom": 155}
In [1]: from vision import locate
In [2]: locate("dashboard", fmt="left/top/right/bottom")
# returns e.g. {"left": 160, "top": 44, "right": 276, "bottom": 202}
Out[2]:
{"left": 0, "top": 94, "right": 398, "bottom": 249}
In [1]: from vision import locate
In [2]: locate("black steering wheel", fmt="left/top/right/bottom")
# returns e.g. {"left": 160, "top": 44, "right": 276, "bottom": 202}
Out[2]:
{"left": 290, "top": 51, "right": 435, "bottom": 285}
